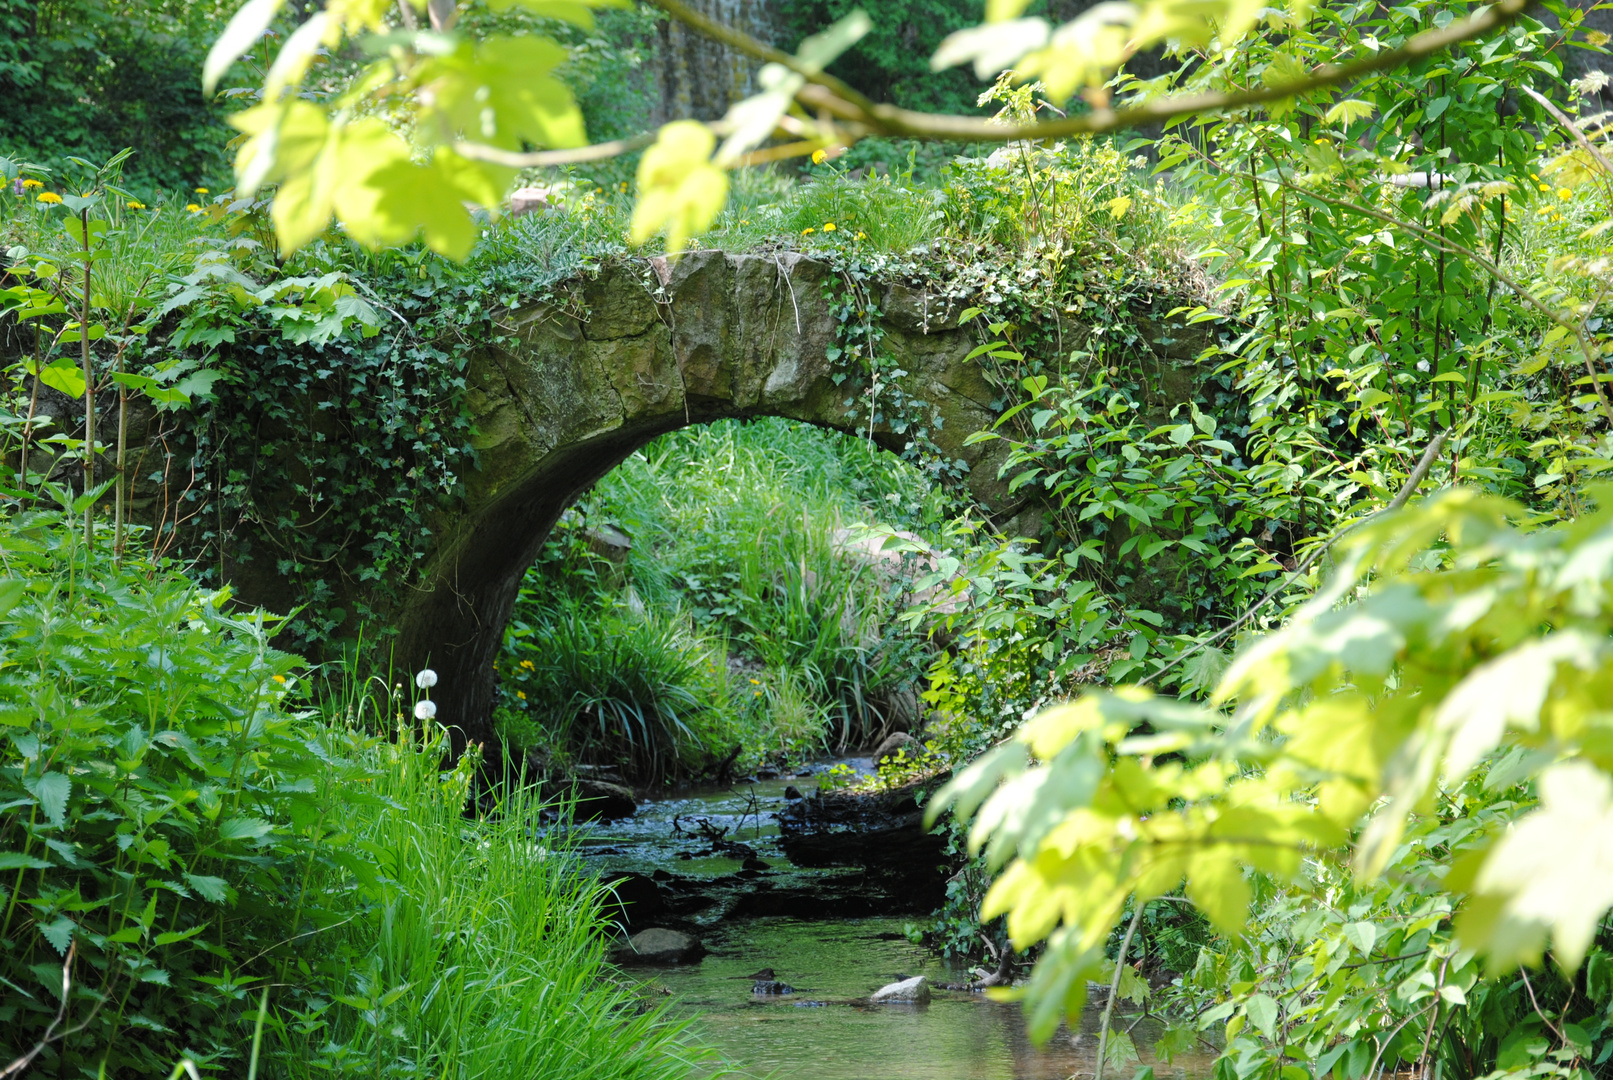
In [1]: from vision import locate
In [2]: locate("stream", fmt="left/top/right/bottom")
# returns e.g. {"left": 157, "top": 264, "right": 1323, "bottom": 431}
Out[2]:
{"left": 574, "top": 764, "right": 1218, "bottom": 1080}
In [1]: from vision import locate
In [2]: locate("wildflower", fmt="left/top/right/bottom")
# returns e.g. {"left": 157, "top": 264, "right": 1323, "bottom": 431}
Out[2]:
{"left": 812, "top": 149, "right": 828, "bottom": 165}
{"left": 740, "top": 219, "right": 751, "bottom": 225}
{"left": 801, "top": 227, "right": 815, "bottom": 235}
{"left": 36, "top": 192, "right": 61, "bottom": 205}
{"left": 186, "top": 203, "right": 202, "bottom": 213}
{"left": 1558, "top": 187, "right": 1573, "bottom": 201}
{"left": 856, "top": 231, "right": 867, "bottom": 241}
{"left": 1539, "top": 182, "right": 1552, "bottom": 193}
{"left": 822, "top": 222, "right": 837, "bottom": 232}
{"left": 517, "top": 690, "right": 527, "bottom": 700}
{"left": 750, "top": 678, "right": 761, "bottom": 685}
{"left": 126, "top": 199, "right": 145, "bottom": 210}
{"left": 414, "top": 699, "right": 437, "bottom": 720}
{"left": 415, "top": 668, "right": 438, "bottom": 689}
{"left": 272, "top": 674, "right": 287, "bottom": 684}
{"left": 194, "top": 187, "right": 209, "bottom": 194}
{"left": 520, "top": 659, "right": 535, "bottom": 671}
{"left": 21, "top": 178, "right": 42, "bottom": 189}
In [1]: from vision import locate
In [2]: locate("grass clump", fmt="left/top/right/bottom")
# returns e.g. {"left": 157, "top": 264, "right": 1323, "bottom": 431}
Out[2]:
{"left": 495, "top": 418, "right": 944, "bottom": 778}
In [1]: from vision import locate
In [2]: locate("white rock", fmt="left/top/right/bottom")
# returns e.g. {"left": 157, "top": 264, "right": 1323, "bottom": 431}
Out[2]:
{"left": 870, "top": 975, "right": 930, "bottom": 1003}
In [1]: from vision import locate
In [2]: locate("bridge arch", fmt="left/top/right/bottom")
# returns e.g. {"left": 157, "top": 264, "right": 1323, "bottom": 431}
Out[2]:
{"left": 367, "top": 247, "right": 1212, "bottom": 755}
{"left": 392, "top": 250, "right": 1036, "bottom": 752}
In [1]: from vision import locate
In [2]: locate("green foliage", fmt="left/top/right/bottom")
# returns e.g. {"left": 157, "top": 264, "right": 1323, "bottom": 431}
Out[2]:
{"left": 500, "top": 591, "right": 731, "bottom": 783}
{"left": 1153, "top": 0, "right": 1605, "bottom": 523}
{"left": 0, "top": 0, "right": 234, "bottom": 193}
{"left": 933, "top": 483, "right": 1613, "bottom": 1058}
{"left": 268, "top": 705, "right": 709, "bottom": 1080}
{"left": 152, "top": 235, "right": 485, "bottom": 649}
{"left": 496, "top": 417, "right": 940, "bottom": 774}
{"left": 777, "top": 0, "right": 987, "bottom": 115}
{"left": 0, "top": 490, "right": 355, "bottom": 1072}
{"left": 0, "top": 493, "right": 708, "bottom": 1076}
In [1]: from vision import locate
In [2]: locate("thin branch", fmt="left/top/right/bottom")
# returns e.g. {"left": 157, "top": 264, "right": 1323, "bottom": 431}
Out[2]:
{"left": 476, "top": 0, "right": 1530, "bottom": 170}
{"left": 1096, "top": 904, "right": 1146, "bottom": 1080}
{"left": 721, "top": 0, "right": 1529, "bottom": 144}
{"left": 452, "top": 131, "right": 657, "bottom": 169}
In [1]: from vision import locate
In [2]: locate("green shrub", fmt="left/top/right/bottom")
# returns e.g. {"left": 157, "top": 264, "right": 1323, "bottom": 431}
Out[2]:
{"left": 0, "top": 495, "right": 712, "bottom": 1079}
{"left": 0, "top": 494, "right": 358, "bottom": 1073}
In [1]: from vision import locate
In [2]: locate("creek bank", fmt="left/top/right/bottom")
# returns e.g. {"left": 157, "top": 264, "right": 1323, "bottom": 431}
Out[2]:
{"left": 579, "top": 762, "right": 952, "bottom": 936}
{"left": 776, "top": 773, "right": 951, "bottom": 912}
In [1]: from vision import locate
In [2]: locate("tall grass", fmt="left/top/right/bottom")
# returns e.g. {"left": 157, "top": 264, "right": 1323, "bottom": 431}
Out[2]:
{"left": 271, "top": 713, "right": 711, "bottom": 1080}
{"left": 502, "top": 595, "right": 732, "bottom": 781}
{"left": 496, "top": 418, "right": 940, "bottom": 768}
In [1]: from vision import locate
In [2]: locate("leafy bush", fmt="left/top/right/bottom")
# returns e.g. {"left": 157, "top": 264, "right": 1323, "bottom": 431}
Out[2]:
{"left": 0, "top": 492, "right": 354, "bottom": 1073}
{"left": 934, "top": 484, "right": 1613, "bottom": 1070}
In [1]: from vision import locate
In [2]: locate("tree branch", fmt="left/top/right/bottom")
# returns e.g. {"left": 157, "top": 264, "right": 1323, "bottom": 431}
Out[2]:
{"left": 678, "top": 0, "right": 1531, "bottom": 144}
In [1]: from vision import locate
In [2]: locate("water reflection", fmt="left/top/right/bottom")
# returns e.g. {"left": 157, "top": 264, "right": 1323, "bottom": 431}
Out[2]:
{"left": 642, "top": 916, "right": 1215, "bottom": 1080}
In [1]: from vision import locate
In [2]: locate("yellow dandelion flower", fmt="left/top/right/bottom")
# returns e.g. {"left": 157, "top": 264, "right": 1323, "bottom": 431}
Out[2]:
{"left": 272, "top": 674, "right": 286, "bottom": 684}
{"left": 194, "top": 187, "right": 209, "bottom": 194}
{"left": 1539, "top": 182, "right": 1552, "bottom": 192}
{"left": 749, "top": 678, "right": 761, "bottom": 684}
{"left": 21, "top": 178, "right": 42, "bottom": 189}
{"left": 186, "top": 203, "right": 202, "bottom": 213}
{"left": 517, "top": 690, "right": 527, "bottom": 700}
{"left": 36, "top": 192, "right": 61, "bottom": 205}
{"left": 812, "top": 149, "right": 828, "bottom": 165}
{"left": 1558, "top": 187, "right": 1573, "bottom": 201}
{"left": 801, "top": 227, "right": 815, "bottom": 235}
{"left": 822, "top": 222, "right": 836, "bottom": 232}
{"left": 126, "top": 199, "right": 145, "bottom": 209}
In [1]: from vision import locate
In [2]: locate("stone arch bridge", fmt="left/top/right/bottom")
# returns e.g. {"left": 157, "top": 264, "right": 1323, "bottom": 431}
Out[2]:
{"left": 350, "top": 250, "right": 1202, "bottom": 752}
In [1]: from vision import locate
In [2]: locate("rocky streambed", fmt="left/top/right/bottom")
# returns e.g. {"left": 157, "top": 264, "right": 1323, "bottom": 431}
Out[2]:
{"left": 564, "top": 761, "right": 1214, "bottom": 1080}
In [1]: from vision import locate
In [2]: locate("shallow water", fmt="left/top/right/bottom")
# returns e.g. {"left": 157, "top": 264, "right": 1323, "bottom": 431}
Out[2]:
{"left": 586, "top": 771, "right": 1215, "bottom": 1080}
{"left": 639, "top": 915, "right": 1212, "bottom": 1080}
